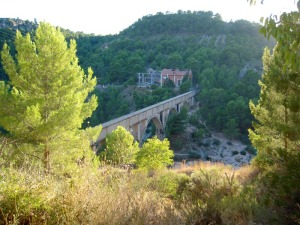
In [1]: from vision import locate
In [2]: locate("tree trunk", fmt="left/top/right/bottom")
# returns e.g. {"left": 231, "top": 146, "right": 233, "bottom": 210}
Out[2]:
{"left": 44, "top": 144, "right": 50, "bottom": 174}
{"left": 284, "top": 99, "right": 288, "bottom": 152}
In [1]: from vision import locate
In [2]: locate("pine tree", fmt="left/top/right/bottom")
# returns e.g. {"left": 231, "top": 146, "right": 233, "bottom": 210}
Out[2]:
{"left": 0, "top": 23, "right": 98, "bottom": 172}
{"left": 249, "top": 45, "right": 300, "bottom": 222}
{"left": 249, "top": 47, "right": 300, "bottom": 167}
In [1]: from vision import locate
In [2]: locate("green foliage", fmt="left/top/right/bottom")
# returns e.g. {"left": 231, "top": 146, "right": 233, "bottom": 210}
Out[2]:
{"left": 133, "top": 86, "right": 175, "bottom": 110}
{"left": 245, "top": 145, "right": 256, "bottom": 155}
{"left": 136, "top": 136, "right": 174, "bottom": 171}
{"left": 164, "top": 52, "right": 184, "bottom": 69}
{"left": 232, "top": 150, "right": 239, "bottom": 156}
{"left": 149, "top": 171, "right": 190, "bottom": 199}
{"left": 0, "top": 137, "right": 15, "bottom": 167}
{"left": 249, "top": 46, "right": 300, "bottom": 168}
{"left": 73, "top": 12, "right": 273, "bottom": 86}
{"left": 0, "top": 23, "right": 98, "bottom": 173}
{"left": 188, "top": 114, "right": 200, "bottom": 127}
{"left": 259, "top": 2, "right": 300, "bottom": 72}
{"left": 162, "top": 78, "right": 176, "bottom": 89}
{"left": 198, "top": 69, "right": 260, "bottom": 141}
{"left": 188, "top": 150, "right": 202, "bottom": 159}
{"left": 248, "top": 3, "right": 300, "bottom": 222}
{"left": 212, "top": 138, "right": 221, "bottom": 146}
{"left": 86, "top": 86, "right": 132, "bottom": 126}
{"left": 101, "top": 126, "right": 139, "bottom": 165}
{"left": 166, "top": 107, "right": 188, "bottom": 136}
{"left": 0, "top": 19, "right": 38, "bottom": 81}
{"left": 249, "top": 47, "right": 300, "bottom": 222}
{"left": 240, "top": 150, "right": 247, "bottom": 156}
{"left": 0, "top": 13, "right": 274, "bottom": 144}
{"left": 192, "top": 128, "right": 206, "bottom": 140}
{"left": 179, "top": 78, "right": 191, "bottom": 94}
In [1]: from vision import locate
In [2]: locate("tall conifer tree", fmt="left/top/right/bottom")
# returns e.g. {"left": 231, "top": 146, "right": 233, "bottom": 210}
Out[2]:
{"left": 0, "top": 23, "right": 98, "bottom": 172}
{"left": 249, "top": 47, "right": 300, "bottom": 167}
{"left": 247, "top": 2, "right": 300, "bottom": 221}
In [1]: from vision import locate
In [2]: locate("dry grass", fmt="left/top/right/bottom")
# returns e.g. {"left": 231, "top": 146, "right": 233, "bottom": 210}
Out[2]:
{"left": 173, "top": 160, "right": 235, "bottom": 175}
{"left": 0, "top": 161, "right": 263, "bottom": 225}
{"left": 0, "top": 166, "right": 184, "bottom": 225}
{"left": 234, "top": 165, "right": 261, "bottom": 185}
{"left": 175, "top": 161, "right": 260, "bottom": 184}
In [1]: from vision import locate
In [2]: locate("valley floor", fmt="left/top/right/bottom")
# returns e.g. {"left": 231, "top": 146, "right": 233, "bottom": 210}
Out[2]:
{"left": 172, "top": 108, "right": 255, "bottom": 168}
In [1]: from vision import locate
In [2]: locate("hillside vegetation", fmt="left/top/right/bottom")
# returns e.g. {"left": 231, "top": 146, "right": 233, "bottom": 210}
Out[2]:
{"left": 76, "top": 12, "right": 275, "bottom": 142}
{"left": 0, "top": 4, "right": 300, "bottom": 224}
{"left": 0, "top": 13, "right": 275, "bottom": 142}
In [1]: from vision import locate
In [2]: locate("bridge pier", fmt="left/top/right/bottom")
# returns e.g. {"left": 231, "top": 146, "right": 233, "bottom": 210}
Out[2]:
{"left": 131, "top": 119, "right": 147, "bottom": 143}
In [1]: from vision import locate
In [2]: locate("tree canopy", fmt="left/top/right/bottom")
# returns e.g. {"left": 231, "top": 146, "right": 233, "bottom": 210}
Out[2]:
{"left": 0, "top": 22, "right": 98, "bottom": 172}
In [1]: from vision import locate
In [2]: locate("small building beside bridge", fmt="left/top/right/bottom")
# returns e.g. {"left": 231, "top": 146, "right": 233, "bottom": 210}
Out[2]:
{"left": 137, "top": 68, "right": 192, "bottom": 87}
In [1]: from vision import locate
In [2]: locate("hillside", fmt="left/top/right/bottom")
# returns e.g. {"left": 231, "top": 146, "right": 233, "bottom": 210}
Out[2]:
{"left": 75, "top": 12, "right": 275, "bottom": 83}
{"left": 1, "top": 9, "right": 299, "bottom": 225}
{"left": 0, "top": 13, "right": 274, "bottom": 84}
{"left": 73, "top": 13, "right": 275, "bottom": 143}
{"left": 0, "top": 13, "right": 275, "bottom": 144}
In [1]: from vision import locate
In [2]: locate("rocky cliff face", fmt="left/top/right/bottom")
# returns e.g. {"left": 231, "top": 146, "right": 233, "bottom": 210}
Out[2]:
{"left": 0, "top": 18, "right": 37, "bottom": 32}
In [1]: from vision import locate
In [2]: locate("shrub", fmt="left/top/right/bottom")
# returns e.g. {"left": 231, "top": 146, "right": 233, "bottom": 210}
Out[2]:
{"left": 101, "top": 126, "right": 139, "bottom": 165}
{"left": 232, "top": 150, "right": 239, "bottom": 156}
{"left": 240, "top": 150, "right": 247, "bottom": 156}
{"left": 180, "top": 164, "right": 257, "bottom": 225}
{"left": 227, "top": 141, "right": 232, "bottom": 145}
{"left": 192, "top": 128, "right": 205, "bottom": 139}
{"left": 0, "top": 159, "right": 266, "bottom": 225}
{"left": 213, "top": 138, "right": 221, "bottom": 146}
{"left": 149, "top": 171, "right": 190, "bottom": 199}
{"left": 245, "top": 145, "right": 257, "bottom": 155}
{"left": 203, "top": 141, "right": 211, "bottom": 148}
{"left": 189, "top": 114, "right": 200, "bottom": 127}
{"left": 136, "top": 136, "right": 174, "bottom": 171}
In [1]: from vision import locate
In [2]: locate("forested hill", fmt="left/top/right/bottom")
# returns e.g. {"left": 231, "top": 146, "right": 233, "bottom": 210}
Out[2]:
{"left": 75, "top": 11, "right": 275, "bottom": 84}
{"left": 1, "top": 12, "right": 274, "bottom": 84}
{"left": 0, "top": 13, "right": 275, "bottom": 142}
{"left": 72, "top": 12, "right": 276, "bottom": 141}
{"left": 121, "top": 11, "right": 249, "bottom": 36}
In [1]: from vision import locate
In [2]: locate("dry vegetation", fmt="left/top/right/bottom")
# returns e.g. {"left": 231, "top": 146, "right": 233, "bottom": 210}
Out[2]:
{"left": 0, "top": 161, "right": 268, "bottom": 225}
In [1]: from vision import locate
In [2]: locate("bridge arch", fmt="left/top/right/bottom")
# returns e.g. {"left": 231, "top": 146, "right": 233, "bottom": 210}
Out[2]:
{"left": 147, "top": 116, "right": 163, "bottom": 131}
{"left": 143, "top": 115, "right": 163, "bottom": 141}
{"left": 164, "top": 107, "right": 178, "bottom": 127}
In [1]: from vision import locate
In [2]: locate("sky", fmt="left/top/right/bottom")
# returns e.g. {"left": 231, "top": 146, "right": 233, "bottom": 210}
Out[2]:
{"left": 1, "top": 0, "right": 297, "bottom": 35}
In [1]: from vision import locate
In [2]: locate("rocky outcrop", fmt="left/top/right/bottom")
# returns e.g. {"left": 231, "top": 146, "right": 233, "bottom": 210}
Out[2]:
{"left": 0, "top": 18, "right": 37, "bottom": 33}
{"left": 172, "top": 108, "right": 255, "bottom": 168}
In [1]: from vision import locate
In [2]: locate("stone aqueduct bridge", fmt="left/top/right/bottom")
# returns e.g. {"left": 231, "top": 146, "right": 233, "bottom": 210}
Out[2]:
{"left": 96, "top": 91, "right": 197, "bottom": 144}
